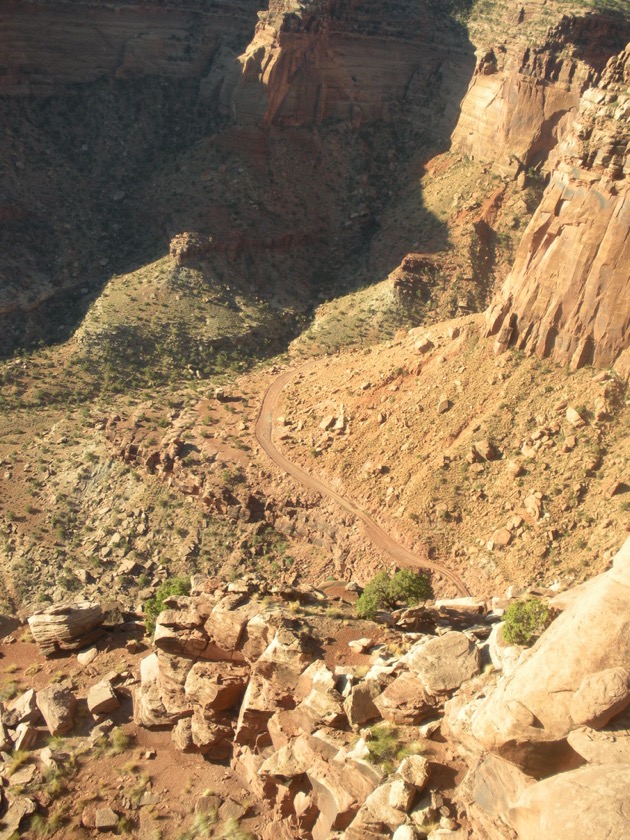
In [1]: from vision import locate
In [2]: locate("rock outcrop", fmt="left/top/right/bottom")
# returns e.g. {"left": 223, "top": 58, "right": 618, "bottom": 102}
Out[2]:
{"left": 508, "top": 763, "right": 630, "bottom": 840}
{"left": 485, "top": 43, "right": 630, "bottom": 377}
{"left": 445, "top": 537, "right": 630, "bottom": 839}
{"left": 28, "top": 601, "right": 105, "bottom": 656}
{"left": 227, "top": 0, "right": 473, "bottom": 131}
{"left": 452, "top": 8, "right": 630, "bottom": 173}
{"left": 447, "top": 538, "right": 630, "bottom": 769}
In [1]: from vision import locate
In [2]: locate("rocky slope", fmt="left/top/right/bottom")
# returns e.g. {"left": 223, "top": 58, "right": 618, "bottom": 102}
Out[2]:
{"left": 0, "top": 0, "right": 473, "bottom": 356}
{"left": 485, "top": 43, "right": 630, "bottom": 376}
{"left": 0, "top": 538, "right": 628, "bottom": 838}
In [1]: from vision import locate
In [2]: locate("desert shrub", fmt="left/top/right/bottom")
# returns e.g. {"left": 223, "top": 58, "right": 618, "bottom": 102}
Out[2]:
{"left": 502, "top": 599, "right": 551, "bottom": 646}
{"left": 216, "top": 817, "right": 253, "bottom": 840}
{"left": 144, "top": 576, "right": 191, "bottom": 633}
{"left": 356, "top": 570, "right": 433, "bottom": 620}
{"left": 365, "top": 724, "right": 400, "bottom": 771}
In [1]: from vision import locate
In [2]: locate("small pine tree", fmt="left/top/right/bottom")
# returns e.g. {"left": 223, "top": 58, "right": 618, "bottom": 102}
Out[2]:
{"left": 357, "top": 569, "right": 433, "bottom": 620}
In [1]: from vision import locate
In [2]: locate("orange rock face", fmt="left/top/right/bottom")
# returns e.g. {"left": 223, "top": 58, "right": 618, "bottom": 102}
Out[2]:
{"left": 451, "top": 11, "right": 630, "bottom": 173}
{"left": 226, "top": 0, "right": 474, "bottom": 130}
{"left": 485, "top": 44, "right": 630, "bottom": 377}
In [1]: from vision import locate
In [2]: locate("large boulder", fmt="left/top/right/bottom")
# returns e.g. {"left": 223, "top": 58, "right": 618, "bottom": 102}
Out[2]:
{"left": 204, "top": 593, "right": 258, "bottom": 650}
{"left": 295, "top": 661, "right": 346, "bottom": 728}
{"left": 234, "top": 626, "right": 312, "bottom": 746}
{"left": 28, "top": 602, "right": 104, "bottom": 656}
{"left": 184, "top": 661, "right": 249, "bottom": 712}
{"left": 36, "top": 685, "right": 76, "bottom": 736}
{"left": 240, "top": 612, "right": 273, "bottom": 662}
{"left": 569, "top": 666, "right": 630, "bottom": 728}
{"left": 469, "top": 538, "right": 630, "bottom": 764}
{"left": 190, "top": 708, "right": 233, "bottom": 758}
{"left": 508, "top": 764, "right": 630, "bottom": 840}
{"left": 344, "top": 681, "right": 382, "bottom": 727}
{"left": 459, "top": 754, "right": 535, "bottom": 840}
{"left": 0, "top": 791, "right": 36, "bottom": 840}
{"left": 133, "top": 653, "right": 183, "bottom": 728}
{"left": 5, "top": 689, "right": 40, "bottom": 726}
{"left": 374, "top": 673, "right": 435, "bottom": 725}
{"left": 234, "top": 670, "right": 295, "bottom": 746}
{"left": 307, "top": 752, "right": 377, "bottom": 838}
{"left": 405, "top": 632, "right": 481, "bottom": 694}
{"left": 156, "top": 652, "right": 194, "bottom": 716}
{"left": 87, "top": 680, "right": 120, "bottom": 716}
{"left": 360, "top": 780, "right": 414, "bottom": 831}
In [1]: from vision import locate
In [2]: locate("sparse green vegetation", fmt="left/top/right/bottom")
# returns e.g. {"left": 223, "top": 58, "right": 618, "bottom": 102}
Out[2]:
{"left": 502, "top": 599, "right": 552, "bottom": 646}
{"left": 177, "top": 812, "right": 218, "bottom": 840}
{"left": 356, "top": 570, "right": 433, "bottom": 620}
{"left": 29, "top": 805, "right": 70, "bottom": 837}
{"left": 0, "top": 680, "right": 20, "bottom": 702}
{"left": 216, "top": 817, "right": 253, "bottom": 840}
{"left": 364, "top": 724, "right": 402, "bottom": 773}
{"left": 144, "top": 576, "right": 192, "bottom": 634}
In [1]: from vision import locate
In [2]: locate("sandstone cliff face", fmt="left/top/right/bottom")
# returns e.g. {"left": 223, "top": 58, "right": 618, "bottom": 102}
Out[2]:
{"left": 0, "top": 0, "right": 260, "bottom": 95}
{"left": 226, "top": 0, "right": 473, "bottom": 132}
{"left": 484, "top": 44, "right": 630, "bottom": 377}
{"left": 451, "top": 7, "right": 630, "bottom": 174}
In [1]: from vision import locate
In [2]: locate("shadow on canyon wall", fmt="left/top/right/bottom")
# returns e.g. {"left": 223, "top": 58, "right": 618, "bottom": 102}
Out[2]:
{"left": 0, "top": 0, "right": 481, "bottom": 358}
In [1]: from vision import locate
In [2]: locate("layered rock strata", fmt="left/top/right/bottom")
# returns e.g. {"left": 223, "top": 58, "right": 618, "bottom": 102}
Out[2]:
{"left": 484, "top": 44, "right": 630, "bottom": 377}
{"left": 452, "top": 7, "right": 630, "bottom": 173}
{"left": 227, "top": 0, "right": 473, "bottom": 130}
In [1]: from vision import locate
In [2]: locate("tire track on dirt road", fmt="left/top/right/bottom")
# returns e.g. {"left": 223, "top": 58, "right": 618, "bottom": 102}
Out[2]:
{"left": 255, "top": 363, "right": 470, "bottom": 596}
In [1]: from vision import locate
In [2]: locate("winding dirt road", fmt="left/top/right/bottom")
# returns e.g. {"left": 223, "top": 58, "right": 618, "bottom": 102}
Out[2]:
{"left": 255, "top": 363, "right": 470, "bottom": 596}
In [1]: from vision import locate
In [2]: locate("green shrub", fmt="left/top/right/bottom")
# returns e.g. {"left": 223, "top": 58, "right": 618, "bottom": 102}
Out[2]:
{"left": 365, "top": 724, "right": 400, "bottom": 771}
{"left": 144, "top": 576, "right": 191, "bottom": 633}
{"left": 502, "top": 599, "right": 551, "bottom": 646}
{"left": 216, "top": 817, "right": 253, "bottom": 840}
{"left": 356, "top": 570, "right": 433, "bottom": 620}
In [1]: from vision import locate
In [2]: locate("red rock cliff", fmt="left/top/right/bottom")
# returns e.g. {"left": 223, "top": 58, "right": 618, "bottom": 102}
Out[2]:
{"left": 451, "top": 6, "right": 630, "bottom": 174}
{"left": 225, "top": 0, "right": 473, "bottom": 130}
{"left": 484, "top": 44, "right": 630, "bottom": 378}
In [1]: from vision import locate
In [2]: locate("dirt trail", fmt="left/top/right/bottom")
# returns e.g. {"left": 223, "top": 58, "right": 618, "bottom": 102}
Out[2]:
{"left": 255, "top": 362, "right": 470, "bottom": 596}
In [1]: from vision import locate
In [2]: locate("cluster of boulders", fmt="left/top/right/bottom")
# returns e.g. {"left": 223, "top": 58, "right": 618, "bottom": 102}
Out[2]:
{"left": 105, "top": 412, "right": 267, "bottom": 525}
{"left": 9, "top": 536, "right": 630, "bottom": 839}
{"left": 444, "top": 536, "right": 630, "bottom": 839}
{"left": 129, "top": 537, "right": 630, "bottom": 839}
{"left": 130, "top": 575, "right": 496, "bottom": 839}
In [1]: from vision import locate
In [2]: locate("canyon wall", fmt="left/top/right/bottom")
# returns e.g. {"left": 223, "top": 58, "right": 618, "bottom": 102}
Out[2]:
{"left": 451, "top": 7, "right": 630, "bottom": 174}
{"left": 225, "top": 0, "right": 473, "bottom": 134}
{"left": 0, "top": 0, "right": 475, "bottom": 354}
{"left": 484, "top": 44, "right": 630, "bottom": 377}
{"left": 0, "top": 0, "right": 260, "bottom": 95}
{"left": 1, "top": 0, "right": 629, "bottom": 369}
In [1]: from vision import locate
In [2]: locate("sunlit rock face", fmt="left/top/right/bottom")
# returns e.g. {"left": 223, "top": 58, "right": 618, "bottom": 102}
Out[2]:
{"left": 484, "top": 43, "right": 630, "bottom": 378}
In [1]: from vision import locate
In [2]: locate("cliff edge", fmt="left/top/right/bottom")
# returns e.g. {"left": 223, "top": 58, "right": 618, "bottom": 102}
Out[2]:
{"left": 484, "top": 43, "right": 630, "bottom": 378}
